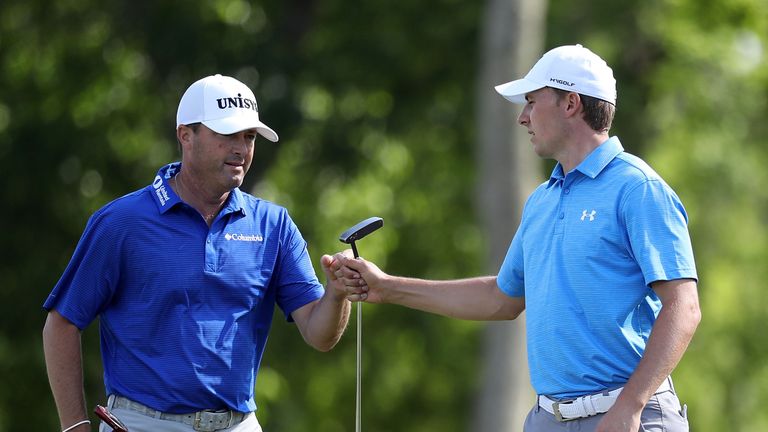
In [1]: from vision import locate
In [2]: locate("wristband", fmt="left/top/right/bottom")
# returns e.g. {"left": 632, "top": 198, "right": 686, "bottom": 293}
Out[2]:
{"left": 62, "top": 419, "right": 91, "bottom": 432}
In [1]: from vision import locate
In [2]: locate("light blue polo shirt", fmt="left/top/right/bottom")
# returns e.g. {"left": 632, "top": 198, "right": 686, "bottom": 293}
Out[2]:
{"left": 497, "top": 137, "right": 697, "bottom": 398}
{"left": 43, "top": 162, "right": 325, "bottom": 413}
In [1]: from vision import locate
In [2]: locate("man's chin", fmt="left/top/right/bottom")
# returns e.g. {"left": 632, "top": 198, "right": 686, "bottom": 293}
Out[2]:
{"left": 223, "top": 167, "right": 247, "bottom": 186}
{"left": 230, "top": 178, "right": 245, "bottom": 189}
{"left": 221, "top": 174, "right": 245, "bottom": 191}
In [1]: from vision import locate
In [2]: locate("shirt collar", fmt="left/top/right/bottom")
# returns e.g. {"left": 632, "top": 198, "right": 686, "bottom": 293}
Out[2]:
{"left": 547, "top": 136, "right": 624, "bottom": 187}
{"left": 150, "top": 162, "right": 183, "bottom": 212}
{"left": 150, "top": 162, "right": 247, "bottom": 217}
{"left": 224, "top": 187, "right": 247, "bottom": 217}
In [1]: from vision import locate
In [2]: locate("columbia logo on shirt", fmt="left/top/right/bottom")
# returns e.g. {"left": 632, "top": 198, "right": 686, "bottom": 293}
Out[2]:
{"left": 225, "top": 233, "right": 264, "bottom": 242}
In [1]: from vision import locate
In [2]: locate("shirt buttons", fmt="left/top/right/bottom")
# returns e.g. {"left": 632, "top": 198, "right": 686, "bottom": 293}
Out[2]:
{"left": 564, "top": 188, "right": 570, "bottom": 194}
{"left": 559, "top": 213, "right": 565, "bottom": 219}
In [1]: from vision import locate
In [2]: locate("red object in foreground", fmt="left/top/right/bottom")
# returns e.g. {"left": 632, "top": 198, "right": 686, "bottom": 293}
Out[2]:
{"left": 94, "top": 405, "right": 129, "bottom": 432}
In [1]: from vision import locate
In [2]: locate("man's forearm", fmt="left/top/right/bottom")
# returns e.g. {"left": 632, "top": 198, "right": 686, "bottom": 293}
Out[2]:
{"left": 43, "top": 311, "right": 90, "bottom": 430}
{"left": 613, "top": 280, "right": 701, "bottom": 412}
{"left": 381, "top": 275, "right": 524, "bottom": 321}
{"left": 303, "top": 294, "right": 351, "bottom": 352}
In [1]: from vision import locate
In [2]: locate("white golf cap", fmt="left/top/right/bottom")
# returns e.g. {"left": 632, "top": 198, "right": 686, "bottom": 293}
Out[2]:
{"left": 495, "top": 44, "right": 616, "bottom": 105}
{"left": 176, "top": 74, "right": 279, "bottom": 142}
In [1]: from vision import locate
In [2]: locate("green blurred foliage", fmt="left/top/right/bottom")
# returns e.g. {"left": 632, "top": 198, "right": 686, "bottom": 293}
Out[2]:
{"left": 1, "top": 0, "right": 767, "bottom": 431}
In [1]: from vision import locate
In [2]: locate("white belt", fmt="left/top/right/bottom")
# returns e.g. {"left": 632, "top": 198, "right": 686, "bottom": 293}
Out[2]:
{"left": 538, "top": 377, "right": 673, "bottom": 422}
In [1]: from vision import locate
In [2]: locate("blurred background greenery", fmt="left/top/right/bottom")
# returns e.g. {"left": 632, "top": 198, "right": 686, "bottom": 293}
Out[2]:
{"left": 1, "top": 0, "right": 766, "bottom": 431}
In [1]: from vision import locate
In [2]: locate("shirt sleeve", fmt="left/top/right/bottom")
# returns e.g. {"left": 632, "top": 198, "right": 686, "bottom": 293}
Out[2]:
{"left": 42, "top": 209, "right": 121, "bottom": 329}
{"left": 497, "top": 226, "right": 526, "bottom": 298}
{"left": 621, "top": 179, "right": 698, "bottom": 286}
{"left": 272, "top": 212, "right": 324, "bottom": 321}
{"left": 497, "top": 189, "right": 543, "bottom": 299}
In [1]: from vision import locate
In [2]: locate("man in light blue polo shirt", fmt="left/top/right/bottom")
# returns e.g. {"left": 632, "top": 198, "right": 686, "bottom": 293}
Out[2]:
{"left": 43, "top": 74, "right": 358, "bottom": 432}
{"left": 338, "top": 45, "right": 701, "bottom": 431}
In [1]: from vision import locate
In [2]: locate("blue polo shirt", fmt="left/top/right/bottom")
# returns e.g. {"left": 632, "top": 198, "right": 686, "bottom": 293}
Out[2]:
{"left": 43, "top": 162, "right": 325, "bottom": 413}
{"left": 497, "top": 137, "right": 697, "bottom": 398}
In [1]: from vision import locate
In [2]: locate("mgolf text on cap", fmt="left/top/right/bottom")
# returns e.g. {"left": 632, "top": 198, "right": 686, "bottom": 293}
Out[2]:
{"left": 495, "top": 44, "right": 616, "bottom": 105}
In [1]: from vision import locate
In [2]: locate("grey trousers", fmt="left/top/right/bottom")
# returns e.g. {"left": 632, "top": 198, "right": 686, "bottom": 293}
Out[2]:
{"left": 523, "top": 390, "right": 689, "bottom": 432}
{"left": 98, "top": 396, "right": 263, "bottom": 432}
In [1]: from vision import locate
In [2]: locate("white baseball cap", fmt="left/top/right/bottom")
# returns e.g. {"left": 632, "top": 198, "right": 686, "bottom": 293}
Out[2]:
{"left": 176, "top": 74, "right": 279, "bottom": 142}
{"left": 495, "top": 44, "right": 616, "bottom": 105}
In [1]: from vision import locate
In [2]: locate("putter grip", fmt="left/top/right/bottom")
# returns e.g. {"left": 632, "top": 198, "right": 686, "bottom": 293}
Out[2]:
{"left": 94, "top": 405, "right": 129, "bottom": 432}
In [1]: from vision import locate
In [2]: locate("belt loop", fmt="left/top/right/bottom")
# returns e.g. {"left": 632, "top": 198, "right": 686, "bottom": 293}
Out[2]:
{"left": 107, "top": 394, "right": 115, "bottom": 409}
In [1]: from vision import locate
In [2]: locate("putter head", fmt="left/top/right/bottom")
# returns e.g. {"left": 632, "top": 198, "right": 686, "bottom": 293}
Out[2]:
{"left": 339, "top": 217, "right": 384, "bottom": 244}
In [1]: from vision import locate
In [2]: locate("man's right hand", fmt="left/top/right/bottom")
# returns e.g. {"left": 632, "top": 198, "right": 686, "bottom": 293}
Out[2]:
{"left": 331, "top": 254, "right": 523, "bottom": 321}
{"left": 331, "top": 253, "right": 388, "bottom": 304}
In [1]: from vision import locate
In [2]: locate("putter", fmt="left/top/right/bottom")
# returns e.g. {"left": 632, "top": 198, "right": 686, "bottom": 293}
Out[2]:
{"left": 339, "top": 217, "right": 384, "bottom": 259}
{"left": 339, "top": 216, "right": 383, "bottom": 432}
{"left": 94, "top": 405, "right": 129, "bottom": 432}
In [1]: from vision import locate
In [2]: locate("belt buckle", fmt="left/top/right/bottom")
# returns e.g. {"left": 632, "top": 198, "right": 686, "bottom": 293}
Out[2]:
{"left": 551, "top": 401, "right": 576, "bottom": 422}
{"left": 193, "top": 412, "right": 207, "bottom": 432}
{"left": 193, "top": 410, "right": 234, "bottom": 432}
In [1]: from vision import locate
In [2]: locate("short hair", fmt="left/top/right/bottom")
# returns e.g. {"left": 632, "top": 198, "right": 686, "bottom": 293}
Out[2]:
{"left": 183, "top": 122, "right": 202, "bottom": 132}
{"left": 551, "top": 88, "right": 615, "bottom": 133}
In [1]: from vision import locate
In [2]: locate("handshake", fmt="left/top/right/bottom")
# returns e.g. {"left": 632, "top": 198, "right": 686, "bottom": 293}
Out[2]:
{"left": 322, "top": 216, "right": 515, "bottom": 321}
{"left": 323, "top": 217, "right": 386, "bottom": 305}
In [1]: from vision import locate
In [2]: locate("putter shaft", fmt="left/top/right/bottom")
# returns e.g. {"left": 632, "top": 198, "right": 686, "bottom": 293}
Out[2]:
{"left": 338, "top": 217, "right": 383, "bottom": 432}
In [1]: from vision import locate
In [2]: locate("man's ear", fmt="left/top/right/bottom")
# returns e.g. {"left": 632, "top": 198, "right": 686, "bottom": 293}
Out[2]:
{"left": 564, "top": 92, "right": 583, "bottom": 117}
{"left": 176, "top": 125, "right": 195, "bottom": 149}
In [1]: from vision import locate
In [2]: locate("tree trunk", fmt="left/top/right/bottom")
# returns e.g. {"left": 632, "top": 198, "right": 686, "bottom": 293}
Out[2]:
{"left": 472, "top": 0, "right": 548, "bottom": 430}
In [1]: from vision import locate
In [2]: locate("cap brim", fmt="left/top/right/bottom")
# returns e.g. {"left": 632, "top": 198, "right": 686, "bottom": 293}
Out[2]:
{"left": 203, "top": 117, "right": 279, "bottom": 142}
{"left": 494, "top": 78, "right": 545, "bottom": 105}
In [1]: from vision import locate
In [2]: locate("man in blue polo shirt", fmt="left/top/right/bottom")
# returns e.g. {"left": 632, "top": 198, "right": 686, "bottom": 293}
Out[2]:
{"left": 337, "top": 45, "right": 701, "bottom": 431}
{"left": 43, "top": 74, "right": 357, "bottom": 432}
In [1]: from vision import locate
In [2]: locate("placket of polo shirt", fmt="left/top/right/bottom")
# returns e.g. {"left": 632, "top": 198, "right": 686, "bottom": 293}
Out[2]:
{"left": 553, "top": 177, "right": 569, "bottom": 236}
{"left": 204, "top": 230, "right": 217, "bottom": 273}
{"left": 203, "top": 207, "right": 245, "bottom": 273}
{"left": 204, "top": 214, "right": 229, "bottom": 274}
